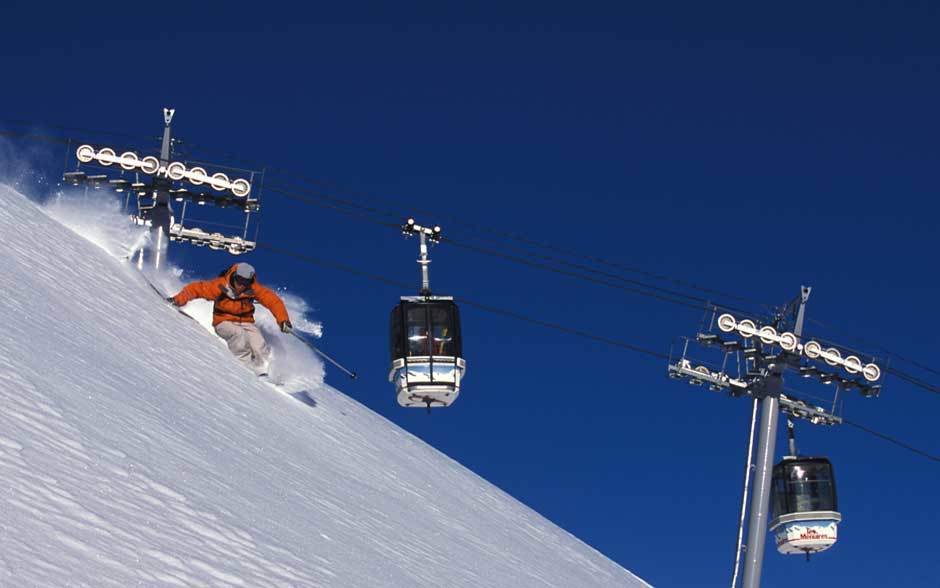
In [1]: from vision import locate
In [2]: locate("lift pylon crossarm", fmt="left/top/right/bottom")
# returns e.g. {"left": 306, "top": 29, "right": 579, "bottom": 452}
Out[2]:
{"left": 699, "top": 327, "right": 881, "bottom": 397}
{"left": 716, "top": 312, "right": 883, "bottom": 384}
{"left": 778, "top": 395, "right": 841, "bottom": 426}
{"left": 168, "top": 224, "right": 256, "bottom": 255}
{"left": 74, "top": 144, "right": 253, "bottom": 197}
{"left": 668, "top": 358, "right": 749, "bottom": 393}
{"left": 169, "top": 188, "right": 260, "bottom": 212}
{"left": 63, "top": 171, "right": 87, "bottom": 184}
{"left": 63, "top": 172, "right": 108, "bottom": 188}
{"left": 696, "top": 332, "right": 745, "bottom": 352}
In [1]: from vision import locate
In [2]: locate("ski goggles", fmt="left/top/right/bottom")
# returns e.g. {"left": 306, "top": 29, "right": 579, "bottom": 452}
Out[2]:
{"left": 232, "top": 274, "right": 254, "bottom": 288}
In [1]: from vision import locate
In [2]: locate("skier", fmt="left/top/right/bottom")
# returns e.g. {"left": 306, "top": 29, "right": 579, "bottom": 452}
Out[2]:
{"left": 168, "top": 263, "right": 292, "bottom": 376}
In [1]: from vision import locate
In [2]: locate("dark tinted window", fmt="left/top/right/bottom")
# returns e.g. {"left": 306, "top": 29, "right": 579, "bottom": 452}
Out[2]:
{"left": 430, "top": 305, "right": 456, "bottom": 356}
{"left": 771, "top": 469, "right": 788, "bottom": 519}
{"left": 777, "top": 461, "right": 837, "bottom": 515}
{"left": 390, "top": 305, "right": 404, "bottom": 361}
{"left": 406, "top": 306, "right": 430, "bottom": 356}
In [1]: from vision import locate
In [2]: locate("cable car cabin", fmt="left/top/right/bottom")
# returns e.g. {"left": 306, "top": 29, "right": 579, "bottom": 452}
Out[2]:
{"left": 389, "top": 296, "right": 466, "bottom": 409}
{"left": 769, "top": 456, "right": 842, "bottom": 555}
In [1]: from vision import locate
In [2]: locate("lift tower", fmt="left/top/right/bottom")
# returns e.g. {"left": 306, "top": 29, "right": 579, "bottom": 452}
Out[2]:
{"left": 62, "top": 108, "right": 264, "bottom": 268}
{"left": 667, "top": 286, "right": 884, "bottom": 587}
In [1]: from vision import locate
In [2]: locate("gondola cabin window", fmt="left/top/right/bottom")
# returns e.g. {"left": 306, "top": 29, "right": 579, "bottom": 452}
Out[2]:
{"left": 771, "top": 458, "right": 838, "bottom": 518}
{"left": 407, "top": 306, "right": 430, "bottom": 356}
{"left": 430, "top": 305, "right": 456, "bottom": 356}
{"left": 391, "top": 301, "right": 462, "bottom": 359}
{"left": 787, "top": 462, "right": 837, "bottom": 513}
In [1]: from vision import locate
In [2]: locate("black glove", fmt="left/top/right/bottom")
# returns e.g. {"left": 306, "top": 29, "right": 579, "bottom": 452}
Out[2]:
{"left": 166, "top": 297, "right": 179, "bottom": 306}
{"left": 280, "top": 320, "right": 293, "bottom": 333}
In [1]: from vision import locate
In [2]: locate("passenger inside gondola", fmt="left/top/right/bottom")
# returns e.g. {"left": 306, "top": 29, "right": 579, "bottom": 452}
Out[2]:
{"left": 431, "top": 306, "right": 455, "bottom": 356}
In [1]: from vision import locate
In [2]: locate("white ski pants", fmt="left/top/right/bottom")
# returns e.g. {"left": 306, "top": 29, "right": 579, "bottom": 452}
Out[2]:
{"left": 214, "top": 321, "right": 270, "bottom": 374}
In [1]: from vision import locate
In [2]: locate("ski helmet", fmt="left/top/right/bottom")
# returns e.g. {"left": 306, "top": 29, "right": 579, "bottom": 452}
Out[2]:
{"left": 231, "top": 263, "right": 256, "bottom": 288}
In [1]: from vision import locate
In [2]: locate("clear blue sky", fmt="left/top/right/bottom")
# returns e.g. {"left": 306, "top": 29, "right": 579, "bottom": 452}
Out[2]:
{"left": 3, "top": 2, "right": 939, "bottom": 585}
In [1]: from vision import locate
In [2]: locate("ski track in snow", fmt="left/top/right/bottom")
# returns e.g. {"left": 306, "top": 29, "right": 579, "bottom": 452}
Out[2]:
{"left": 0, "top": 184, "right": 649, "bottom": 587}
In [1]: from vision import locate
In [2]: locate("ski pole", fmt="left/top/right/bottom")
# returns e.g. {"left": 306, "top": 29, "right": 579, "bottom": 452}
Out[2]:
{"left": 142, "top": 275, "right": 168, "bottom": 299}
{"left": 289, "top": 331, "right": 358, "bottom": 380}
{"left": 140, "top": 273, "right": 199, "bottom": 323}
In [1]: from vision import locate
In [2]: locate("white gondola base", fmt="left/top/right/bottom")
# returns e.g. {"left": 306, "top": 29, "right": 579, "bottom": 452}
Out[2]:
{"left": 389, "top": 357, "right": 466, "bottom": 408}
{"left": 770, "top": 513, "right": 841, "bottom": 555}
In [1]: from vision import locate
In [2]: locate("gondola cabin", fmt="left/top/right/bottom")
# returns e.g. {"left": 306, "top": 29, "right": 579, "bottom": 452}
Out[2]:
{"left": 389, "top": 296, "right": 466, "bottom": 409}
{"left": 769, "top": 456, "right": 841, "bottom": 555}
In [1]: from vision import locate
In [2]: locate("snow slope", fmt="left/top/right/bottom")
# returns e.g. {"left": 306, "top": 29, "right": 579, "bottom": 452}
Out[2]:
{"left": 0, "top": 183, "right": 649, "bottom": 587}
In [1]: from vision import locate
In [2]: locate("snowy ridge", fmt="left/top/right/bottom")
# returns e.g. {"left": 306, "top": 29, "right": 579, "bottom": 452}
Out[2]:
{"left": 0, "top": 184, "right": 649, "bottom": 587}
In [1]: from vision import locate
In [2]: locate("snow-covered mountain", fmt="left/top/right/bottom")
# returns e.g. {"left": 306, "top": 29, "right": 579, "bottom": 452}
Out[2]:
{"left": 0, "top": 183, "right": 649, "bottom": 587}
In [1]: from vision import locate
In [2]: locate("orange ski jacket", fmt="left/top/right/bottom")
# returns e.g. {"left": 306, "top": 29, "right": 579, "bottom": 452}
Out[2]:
{"left": 171, "top": 265, "right": 290, "bottom": 327}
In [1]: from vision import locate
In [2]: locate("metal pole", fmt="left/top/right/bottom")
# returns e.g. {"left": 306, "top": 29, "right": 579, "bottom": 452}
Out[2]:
{"left": 787, "top": 419, "right": 798, "bottom": 457}
{"left": 154, "top": 226, "right": 164, "bottom": 271}
{"left": 793, "top": 286, "right": 811, "bottom": 338}
{"left": 289, "top": 331, "right": 357, "bottom": 380}
{"left": 731, "top": 397, "right": 760, "bottom": 588}
{"left": 741, "top": 286, "right": 810, "bottom": 588}
{"left": 418, "top": 231, "right": 431, "bottom": 295}
{"left": 741, "top": 392, "right": 780, "bottom": 588}
{"left": 151, "top": 109, "right": 175, "bottom": 259}
{"left": 160, "top": 108, "right": 175, "bottom": 162}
